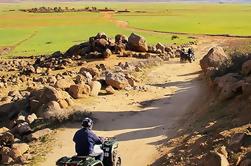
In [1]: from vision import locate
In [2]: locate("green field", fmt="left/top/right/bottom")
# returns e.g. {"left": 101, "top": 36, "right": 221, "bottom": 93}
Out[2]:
{"left": 0, "top": 2, "right": 251, "bottom": 57}
{"left": 115, "top": 4, "right": 251, "bottom": 35}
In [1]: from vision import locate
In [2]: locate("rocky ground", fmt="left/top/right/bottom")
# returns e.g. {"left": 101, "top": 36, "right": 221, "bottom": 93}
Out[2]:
{"left": 0, "top": 32, "right": 191, "bottom": 165}
{"left": 154, "top": 43, "right": 251, "bottom": 166}
{"left": 1, "top": 32, "right": 251, "bottom": 166}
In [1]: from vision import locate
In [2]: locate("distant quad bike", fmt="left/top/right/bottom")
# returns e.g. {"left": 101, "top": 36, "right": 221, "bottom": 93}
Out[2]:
{"left": 180, "top": 48, "right": 195, "bottom": 63}
{"left": 56, "top": 138, "right": 121, "bottom": 166}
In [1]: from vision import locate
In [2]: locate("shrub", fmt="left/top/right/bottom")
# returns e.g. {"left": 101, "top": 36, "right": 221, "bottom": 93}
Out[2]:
{"left": 171, "top": 35, "right": 179, "bottom": 40}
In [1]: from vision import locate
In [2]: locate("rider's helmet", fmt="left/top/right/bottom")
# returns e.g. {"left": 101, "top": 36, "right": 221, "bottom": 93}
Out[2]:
{"left": 82, "top": 117, "right": 93, "bottom": 128}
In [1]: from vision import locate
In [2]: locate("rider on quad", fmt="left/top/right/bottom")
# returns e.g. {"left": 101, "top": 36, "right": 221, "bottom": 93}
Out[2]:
{"left": 188, "top": 48, "right": 195, "bottom": 62}
{"left": 73, "top": 118, "right": 104, "bottom": 161}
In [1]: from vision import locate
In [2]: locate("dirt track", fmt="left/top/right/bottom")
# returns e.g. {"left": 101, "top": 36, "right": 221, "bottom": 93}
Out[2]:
{"left": 39, "top": 38, "right": 220, "bottom": 166}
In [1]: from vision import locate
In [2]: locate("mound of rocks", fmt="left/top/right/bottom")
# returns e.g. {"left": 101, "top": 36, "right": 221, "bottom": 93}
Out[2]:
{"left": 200, "top": 47, "right": 251, "bottom": 101}
{"left": 29, "top": 86, "right": 73, "bottom": 119}
{"left": 31, "top": 32, "right": 187, "bottom": 71}
{"left": 0, "top": 111, "right": 52, "bottom": 165}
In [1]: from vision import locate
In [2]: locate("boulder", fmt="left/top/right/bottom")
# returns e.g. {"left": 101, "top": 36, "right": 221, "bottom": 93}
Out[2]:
{"left": 11, "top": 122, "right": 32, "bottom": 137}
{"left": 115, "top": 34, "right": 128, "bottom": 44}
{"left": 54, "top": 78, "right": 75, "bottom": 90}
{"left": 103, "top": 48, "right": 112, "bottom": 58}
{"left": 94, "top": 38, "right": 109, "bottom": 51}
{"left": 242, "top": 60, "right": 251, "bottom": 76}
{"left": 115, "top": 43, "right": 126, "bottom": 54}
{"left": 239, "top": 152, "right": 251, "bottom": 166}
{"left": 8, "top": 90, "right": 22, "bottom": 99}
{"left": 214, "top": 73, "right": 242, "bottom": 100}
{"left": 202, "top": 151, "right": 229, "bottom": 166}
{"left": 1, "top": 96, "right": 12, "bottom": 103}
{"left": 25, "top": 113, "right": 37, "bottom": 124}
{"left": 204, "top": 67, "right": 218, "bottom": 80}
{"left": 215, "top": 73, "right": 239, "bottom": 86}
{"left": 125, "top": 74, "right": 136, "bottom": 87}
{"left": 64, "top": 44, "right": 81, "bottom": 57}
{"left": 156, "top": 43, "right": 165, "bottom": 53}
{"left": 105, "top": 85, "right": 116, "bottom": 95}
{"left": 58, "top": 99, "right": 70, "bottom": 109}
{"left": 42, "top": 101, "right": 62, "bottom": 119}
{"left": 216, "top": 146, "right": 228, "bottom": 159}
{"left": 105, "top": 72, "right": 130, "bottom": 90}
{"left": 79, "top": 67, "right": 100, "bottom": 78}
{"left": 229, "top": 133, "right": 251, "bottom": 151}
{"left": 218, "top": 80, "right": 244, "bottom": 100}
{"left": 200, "top": 46, "right": 229, "bottom": 72}
{"left": 239, "top": 159, "right": 251, "bottom": 166}
{"left": 0, "top": 132, "right": 14, "bottom": 146}
{"left": 68, "top": 84, "right": 91, "bottom": 99}
{"left": 0, "top": 154, "right": 14, "bottom": 165}
{"left": 0, "top": 127, "right": 9, "bottom": 134}
{"left": 11, "top": 143, "right": 29, "bottom": 157}
{"left": 47, "top": 76, "right": 57, "bottom": 84}
{"left": 90, "top": 81, "right": 101, "bottom": 97}
{"left": 128, "top": 33, "right": 148, "bottom": 52}
{"left": 16, "top": 115, "right": 26, "bottom": 122}
{"left": 75, "top": 74, "right": 88, "bottom": 84}
{"left": 35, "top": 67, "right": 43, "bottom": 74}
{"left": 30, "top": 86, "right": 72, "bottom": 105}
{"left": 25, "top": 128, "right": 52, "bottom": 142}
{"left": 242, "top": 82, "right": 251, "bottom": 96}
{"left": 29, "top": 99, "right": 40, "bottom": 113}
{"left": 0, "top": 146, "right": 11, "bottom": 155}
{"left": 95, "top": 32, "right": 107, "bottom": 40}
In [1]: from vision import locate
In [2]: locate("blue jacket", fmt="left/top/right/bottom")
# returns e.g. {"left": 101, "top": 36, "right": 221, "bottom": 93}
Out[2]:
{"left": 73, "top": 128, "right": 103, "bottom": 156}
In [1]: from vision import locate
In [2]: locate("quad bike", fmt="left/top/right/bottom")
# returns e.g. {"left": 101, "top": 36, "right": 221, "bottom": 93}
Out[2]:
{"left": 56, "top": 138, "right": 122, "bottom": 166}
{"left": 180, "top": 53, "right": 195, "bottom": 63}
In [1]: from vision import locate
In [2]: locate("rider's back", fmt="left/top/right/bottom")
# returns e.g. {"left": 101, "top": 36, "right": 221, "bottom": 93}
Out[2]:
{"left": 73, "top": 128, "right": 102, "bottom": 156}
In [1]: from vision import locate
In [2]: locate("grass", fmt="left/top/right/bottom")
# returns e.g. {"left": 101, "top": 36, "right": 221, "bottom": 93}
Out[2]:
{"left": 116, "top": 3, "right": 251, "bottom": 36}
{"left": 0, "top": 2, "right": 251, "bottom": 57}
{"left": 0, "top": 3, "right": 190, "bottom": 57}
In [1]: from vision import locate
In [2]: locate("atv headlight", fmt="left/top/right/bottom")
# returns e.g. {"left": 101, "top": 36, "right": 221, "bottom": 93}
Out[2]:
{"left": 105, "top": 147, "right": 110, "bottom": 152}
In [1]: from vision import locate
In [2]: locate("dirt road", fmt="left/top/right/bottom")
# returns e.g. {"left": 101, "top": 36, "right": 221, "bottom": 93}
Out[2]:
{"left": 39, "top": 39, "right": 219, "bottom": 166}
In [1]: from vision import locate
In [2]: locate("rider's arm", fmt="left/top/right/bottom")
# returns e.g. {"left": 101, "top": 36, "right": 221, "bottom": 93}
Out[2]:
{"left": 90, "top": 131, "right": 104, "bottom": 144}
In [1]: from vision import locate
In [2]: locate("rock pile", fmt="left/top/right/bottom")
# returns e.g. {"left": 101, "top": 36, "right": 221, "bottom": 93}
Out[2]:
{"left": 0, "top": 113, "right": 52, "bottom": 165}
{"left": 190, "top": 46, "right": 251, "bottom": 166}
{"left": 33, "top": 32, "right": 183, "bottom": 70}
{"left": 0, "top": 59, "right": 31, "bottom": 72}
{"left": 20, "top": 6, "right": 116, "bottom": 13}
{"left": 200, "top": 46, "right": 251, "bottom": 100}
{"left": 165, "top": 124, "right": 251, "bottom": 166}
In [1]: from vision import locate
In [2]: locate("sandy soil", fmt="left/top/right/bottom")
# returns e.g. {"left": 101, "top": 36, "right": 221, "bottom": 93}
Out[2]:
{"left": 38, "top": 38, "right": 220, "bottom": 166}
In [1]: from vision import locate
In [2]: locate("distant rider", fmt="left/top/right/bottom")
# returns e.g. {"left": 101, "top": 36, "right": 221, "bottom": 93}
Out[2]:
{"left": 73, "top": 117, "right": 104, "bottom": 161}
{"left": 188, "top": 48, "right": 195, "bottom": 61}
